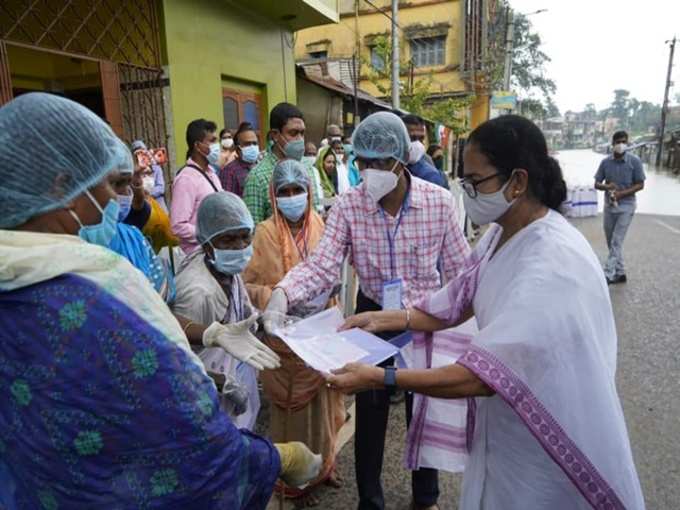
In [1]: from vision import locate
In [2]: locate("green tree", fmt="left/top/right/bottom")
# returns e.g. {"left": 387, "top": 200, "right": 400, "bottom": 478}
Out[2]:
{"left": 545, "top": 97, "right": 561, "bottom": 118}
{"left": 584, "top": 103, "right": 597, "bottom": 120}
{"left": 630, "top": 100, "right": 660, "bottom": 134}
{"left": 511, "top": 14, "right": 556, "bottom": 102}
{"left": 364, "top": 35, "right": 472, "bottom": 135}
{"left": 517, "top": 98, "right": 548, "bottom": 120}
{"left": 610, "top": 89, "right": 631, "bottom": 127}
{"left": 482, "top": 3, "right": 557, "bottom": 116}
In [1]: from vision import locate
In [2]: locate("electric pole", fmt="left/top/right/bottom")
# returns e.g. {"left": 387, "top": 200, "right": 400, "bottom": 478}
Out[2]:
{"left": 353, "top": 0, "right": 360, "bottom": 128}
{"left": 657, "top": 36, "right": 676, "bottom": 167}
{"left": 502, "top": 7, "right": 514, "bottom": 91}
{"left": 391, "top": 0, "right": 400, "bottom": 109}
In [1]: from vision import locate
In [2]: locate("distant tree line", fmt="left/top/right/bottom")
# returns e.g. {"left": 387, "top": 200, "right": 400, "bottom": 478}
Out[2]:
{"left": 582, "top": 89, "right": 662, "bottom": 136}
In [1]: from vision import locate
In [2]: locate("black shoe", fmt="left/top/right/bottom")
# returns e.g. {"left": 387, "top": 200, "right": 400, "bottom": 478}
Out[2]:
{"left": 607, "top": 274, "right": 627, "bottom": 285}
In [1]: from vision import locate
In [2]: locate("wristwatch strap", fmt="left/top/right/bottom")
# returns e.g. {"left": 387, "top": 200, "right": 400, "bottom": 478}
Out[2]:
{"left": 384, "top": 366, "right": 398, "bottom": 387}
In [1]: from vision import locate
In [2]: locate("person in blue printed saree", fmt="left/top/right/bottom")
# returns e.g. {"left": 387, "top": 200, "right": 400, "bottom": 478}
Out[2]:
{"left": 0, "top": 93, "right": 320, "bottom": 510}
{"left": 327, "top": 116, "right": 645, "bottom": 510}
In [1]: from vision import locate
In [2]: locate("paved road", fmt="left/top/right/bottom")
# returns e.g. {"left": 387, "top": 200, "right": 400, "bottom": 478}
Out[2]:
{"left": 270, "top": 213, "right": 680, "bottom": 510}
{"left": 574, "top": 214, "right": 680, "bottom": 510}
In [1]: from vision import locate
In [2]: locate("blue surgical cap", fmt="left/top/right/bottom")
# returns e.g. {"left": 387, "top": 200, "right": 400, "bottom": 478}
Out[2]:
{"left": 351, "top": 111, "right": 410, "bottom": 163}
{"left": 196, "top": 191, "right": 255, "bottom": 245}
{"left": 0, "top": 93, "right": 133, "bottom": 229}
{"left": 272, "top": 159, "right": 310, "bottom": 194}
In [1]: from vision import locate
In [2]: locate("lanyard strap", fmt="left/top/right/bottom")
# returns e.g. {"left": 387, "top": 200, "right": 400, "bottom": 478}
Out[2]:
{"left": 185, "top": 164, "right": 219, "bottom": 192}
{"left": 379, "top": 190, "right": 410, "bottom": 279}
{"left": 294, "top": 225, "right": 309, "bottom": 261}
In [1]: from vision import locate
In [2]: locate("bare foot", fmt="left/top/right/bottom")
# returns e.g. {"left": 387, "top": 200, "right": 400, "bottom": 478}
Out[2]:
{"left": 294, "top": 492, "right": 320, "bottom": 507}
{"left": 325, "top": 471, "right": 343, "bottom": 488}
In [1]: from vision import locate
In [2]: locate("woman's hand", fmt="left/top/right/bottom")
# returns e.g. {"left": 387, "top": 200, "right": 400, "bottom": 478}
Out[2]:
{"left": 325, "top": 363, "right": 384, "bottom": 394}
{"left": 338, "top": 310, "right": 404, "bottom": 333}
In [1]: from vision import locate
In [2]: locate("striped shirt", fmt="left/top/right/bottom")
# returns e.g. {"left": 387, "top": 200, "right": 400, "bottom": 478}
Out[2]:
{"left": 279, "top": 174, "right": 470, "bottom": 308}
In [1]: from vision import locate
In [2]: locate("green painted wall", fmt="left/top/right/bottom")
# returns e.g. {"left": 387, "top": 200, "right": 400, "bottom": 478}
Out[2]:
{"left": 161, "top": 0, "right": 297, "bottom": 167}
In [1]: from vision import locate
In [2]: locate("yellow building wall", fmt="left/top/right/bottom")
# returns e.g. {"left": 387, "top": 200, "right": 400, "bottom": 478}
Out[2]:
{"left": 161, "top": 0, "right": 299, "bottom": 167}
{"left": 469, "top": 93, "right": 490, "bottom": 130}
{"left": 295, "top": 0, "right": 466, "bottom": 99}
{"left": 6, "top": 45, "right": 101, "bottom": 91}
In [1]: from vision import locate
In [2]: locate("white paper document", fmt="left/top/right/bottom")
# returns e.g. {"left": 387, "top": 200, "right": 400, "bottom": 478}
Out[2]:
{"left": 272, "top": 307, "right": 399, "bottom": 374}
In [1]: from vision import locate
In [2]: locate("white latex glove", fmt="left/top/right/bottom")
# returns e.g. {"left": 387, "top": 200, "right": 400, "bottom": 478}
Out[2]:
{"left": 202, "top": 313, "right": 280, "bottom": 370}
{"left": 274, "top": 441, "right": 323, "bottom": 488}
{"left": 263, "top": 287, "right": 289, "bottom": 335}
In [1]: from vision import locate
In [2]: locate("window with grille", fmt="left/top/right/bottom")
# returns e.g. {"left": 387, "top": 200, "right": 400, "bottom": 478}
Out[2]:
{"left": 410, "top": 36, "right": 446, "bottom": 68}
{"left": 370, "top": 46, "right": 385, "bottom": 71}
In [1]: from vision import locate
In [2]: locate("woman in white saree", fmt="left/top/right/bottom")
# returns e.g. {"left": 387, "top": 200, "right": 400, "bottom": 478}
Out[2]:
{"left": 327, "top": 115, "right": 644, "bottom": 509}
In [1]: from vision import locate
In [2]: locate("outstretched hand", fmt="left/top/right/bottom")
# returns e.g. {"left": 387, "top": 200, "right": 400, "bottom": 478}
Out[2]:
{"left": 325, "top": 362, "right": 383, "bottom": 394}
{"left": 338, "top": 311, "right": 403, "bottom": 333}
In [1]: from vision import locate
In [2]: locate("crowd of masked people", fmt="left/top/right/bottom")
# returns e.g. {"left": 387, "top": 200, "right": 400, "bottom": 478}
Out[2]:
{"left": 0, "top": 93, "right": 644, "bottom": 510}
{"left": 0, "top": 95, "right": 454, "bottom": 510}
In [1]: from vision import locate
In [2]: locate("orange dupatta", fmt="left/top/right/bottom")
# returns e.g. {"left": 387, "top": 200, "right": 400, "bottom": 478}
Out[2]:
{"left": 243, "top": 182, "right": 329, "bottom": 410}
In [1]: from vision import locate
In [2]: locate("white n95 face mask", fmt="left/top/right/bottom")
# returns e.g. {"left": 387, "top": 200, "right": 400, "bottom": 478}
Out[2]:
{"left": 361, "top": 161, "right": 401, "bottom": 203}
{"left": 408, "top": 141, "right": 426, "bottom": 164}
{"left": 463, "top": 174, "right": 516, "bottom": 225}
{"left": 613, "top": 143, "right": 627, "bottom": 155}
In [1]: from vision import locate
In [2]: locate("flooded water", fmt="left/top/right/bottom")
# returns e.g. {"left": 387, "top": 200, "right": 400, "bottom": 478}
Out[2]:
{"left": 556, "top": 149, "right": 680, "bottom": 216}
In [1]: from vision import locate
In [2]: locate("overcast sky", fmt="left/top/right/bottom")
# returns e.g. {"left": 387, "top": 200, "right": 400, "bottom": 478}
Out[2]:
{"left": 510, "top": 0, "right": 680, "bottom": 113}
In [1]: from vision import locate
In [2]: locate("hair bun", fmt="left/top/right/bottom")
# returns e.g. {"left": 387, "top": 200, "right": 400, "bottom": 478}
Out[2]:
{"left": 543, "top": 156, "right": 567, "bottom": 210}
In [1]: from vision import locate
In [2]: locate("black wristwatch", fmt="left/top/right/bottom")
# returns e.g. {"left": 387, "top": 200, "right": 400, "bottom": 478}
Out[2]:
{"left": 384, "top": 366, "right": 398, "bottom": 388}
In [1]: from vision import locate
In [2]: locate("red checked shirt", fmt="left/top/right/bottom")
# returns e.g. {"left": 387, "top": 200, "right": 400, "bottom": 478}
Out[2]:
{"left": 278, "top": 174, "right": 470, "bottom": 309}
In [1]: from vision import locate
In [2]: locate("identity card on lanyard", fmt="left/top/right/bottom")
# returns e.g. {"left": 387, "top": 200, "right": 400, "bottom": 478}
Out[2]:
{"left": 382, "top": 279, "right": 403, "bottom": 310}
{"left": 380, "top": 193, "right": 409, "bottom": 310}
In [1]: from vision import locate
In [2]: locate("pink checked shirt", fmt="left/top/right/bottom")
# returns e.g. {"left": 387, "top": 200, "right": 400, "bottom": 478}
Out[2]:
{"left": 170, "top": 158, "right": 223, "bottom": 254}
{"left": 279, "top": 175, "right": 470, "bottom": 309}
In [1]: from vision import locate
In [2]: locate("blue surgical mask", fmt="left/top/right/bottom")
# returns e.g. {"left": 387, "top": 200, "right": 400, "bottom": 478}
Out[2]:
{"left": 301, "top": 156, "right": 316, "bottom": 167}
{"left": 279, "top": 137, "right": 305, "bottom": 161}
{"left": 117, "top": 192, "right": 132, "bottom": 221}
{"left": 343, "top": 143, "right": 353, "bottom": 155}
{"left": 207, "top": 142, "right": 221, "bottom": 166}
{"left": 210, "top": 244, "right": 254, "bottom": 275}
{"left": 277, "top": 192, "right": 308, "bottom": 222}
{"left": 241, "top": 144, "right": 260, "bottom": 164}
{"left": 69, "top": 190, "right": 120, "bottom": 248}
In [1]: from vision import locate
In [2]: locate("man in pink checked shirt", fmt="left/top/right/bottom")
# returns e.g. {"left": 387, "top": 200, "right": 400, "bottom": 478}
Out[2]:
{"left": 264, "top": 112, "right": 470, "bottom": 510}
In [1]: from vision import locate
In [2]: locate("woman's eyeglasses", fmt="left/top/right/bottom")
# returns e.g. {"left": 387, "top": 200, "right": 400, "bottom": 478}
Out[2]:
{"left": 459, "top": 173, "right": 502, "bottom": 198}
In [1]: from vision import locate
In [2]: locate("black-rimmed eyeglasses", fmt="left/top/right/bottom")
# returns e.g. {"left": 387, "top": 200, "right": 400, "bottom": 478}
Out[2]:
{"left": 459, "top": 173, "right": 502, "bottom": 198}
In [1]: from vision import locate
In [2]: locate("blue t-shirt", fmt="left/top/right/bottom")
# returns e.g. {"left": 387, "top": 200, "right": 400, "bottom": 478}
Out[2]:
{"left": 594, "top": 152, "right": 645, "bottom": 209}
{"left": 408, "top": 156, "right": 450, "bottom": 190}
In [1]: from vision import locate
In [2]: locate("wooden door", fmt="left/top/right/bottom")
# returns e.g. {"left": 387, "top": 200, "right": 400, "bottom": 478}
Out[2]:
{"left": 0, "top": 41, "right": 13, "bottom": 107}
{"left": 100, "top": 60, "right": 124, "bottom": 137}
{"left": 222, "top": 87, "right": 265, "bottom": 145}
